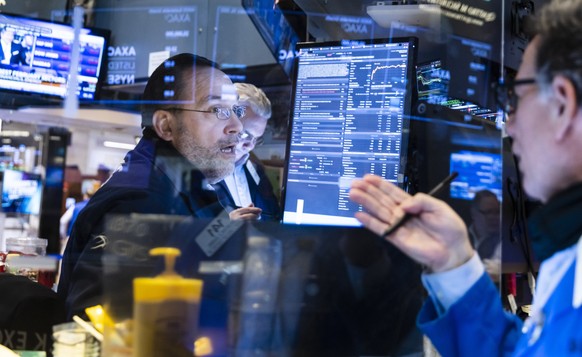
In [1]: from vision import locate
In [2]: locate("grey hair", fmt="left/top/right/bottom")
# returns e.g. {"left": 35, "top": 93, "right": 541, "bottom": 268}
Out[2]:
{"left": 234, "top": 82, "right": 272, "bottom": 119}
{"left": 534, "top": 0, "right": 582, "bottom": 105}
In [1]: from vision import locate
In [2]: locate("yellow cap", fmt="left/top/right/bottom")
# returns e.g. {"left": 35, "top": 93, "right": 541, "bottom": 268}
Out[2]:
{"left": 133, "top": 247, "right": 203, "bottom": 302}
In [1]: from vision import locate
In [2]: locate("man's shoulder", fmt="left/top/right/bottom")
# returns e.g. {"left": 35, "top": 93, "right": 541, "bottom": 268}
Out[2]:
{"left": 88, "top": 169, "right": 181, "bottom": 214}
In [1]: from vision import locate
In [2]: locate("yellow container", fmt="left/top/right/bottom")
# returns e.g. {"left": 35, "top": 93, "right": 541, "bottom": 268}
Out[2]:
{"left": 132, "top": 247, "right": 203, "bottom": 357}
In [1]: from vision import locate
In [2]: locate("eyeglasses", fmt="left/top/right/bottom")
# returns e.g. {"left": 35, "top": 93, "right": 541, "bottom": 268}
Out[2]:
{"left": 494, "top": 78, "right": 537, "bottom": 116}
{"left": 238, "top": 130, "right": 263, "bottom": 146}
{"left": 166, "top": 105, "right": 246, "bottom": 120}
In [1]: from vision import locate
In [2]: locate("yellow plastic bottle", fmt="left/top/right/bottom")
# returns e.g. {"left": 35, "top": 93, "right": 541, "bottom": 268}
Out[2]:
{"left": 133, "top": 247, "right": 203, "bottom": 357}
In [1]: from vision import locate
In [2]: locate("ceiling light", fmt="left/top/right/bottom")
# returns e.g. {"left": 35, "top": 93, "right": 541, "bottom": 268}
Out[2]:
{"left": 367, "top": 3, "right": 441, "bottom": 29}
{"left": 103, "top": 141, "right": 135, "bottom": 150}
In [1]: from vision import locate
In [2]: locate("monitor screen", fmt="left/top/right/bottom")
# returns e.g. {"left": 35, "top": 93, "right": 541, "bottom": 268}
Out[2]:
{"left": 416, "top": 59, "right": 497, "bottom": 121}
{"left": 1, "top": 169, "right": 43, "bottom": 215}
{"left": 281, "top": 37, "right": 417, "bottom": 226}
{"left": 449, "top": 150, "right": 502, "bottom": 201}
{"left": 0, "top": 12, "right": 109, "bottom": 100}
{"left": 416, "top": 59, "right": 449, "bottom": 103}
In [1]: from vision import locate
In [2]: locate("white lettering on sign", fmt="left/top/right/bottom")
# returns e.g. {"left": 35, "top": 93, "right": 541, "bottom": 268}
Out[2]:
{"left": 165, "top": 13, "right": 192, "bottom": 23}
{"left": 108, "top": 46, "right": 137, "bottom": 57}
{"left": 0, "top": 329, "right": 48, "bottom": 351}
{"left": 341, "top": 23, "right": 368, "bottom": 34}
{"left": 107, "top": 74, "right": 135, "bottom": 85}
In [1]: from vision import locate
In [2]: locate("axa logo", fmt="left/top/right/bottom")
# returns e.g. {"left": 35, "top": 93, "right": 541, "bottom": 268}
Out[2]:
{"left": 342, "top": 22, "right": 368, "bottom": 34}
{"left": 165, "top": 13, "right": 192, "bottom": 23}
{"left": 279, "top": 49, "right": 299, "bottom": 61}
{"left": 108, "top": 46, "right": 136, "bottom": 57}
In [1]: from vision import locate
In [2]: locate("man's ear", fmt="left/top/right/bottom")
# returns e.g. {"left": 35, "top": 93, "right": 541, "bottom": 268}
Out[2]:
{"left": 552, "top": 75, "right": 579, "bottom": 141}
{"left": 152, "top": 109, "right": 174, "bottom": 141}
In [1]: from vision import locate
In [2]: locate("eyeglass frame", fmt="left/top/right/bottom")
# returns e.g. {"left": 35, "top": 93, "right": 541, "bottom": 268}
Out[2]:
{"left": 165, "top": 105, "right": 246, "bottom": 120}
{"left": 493, "top": 78, "right": 537, "bottom": 116}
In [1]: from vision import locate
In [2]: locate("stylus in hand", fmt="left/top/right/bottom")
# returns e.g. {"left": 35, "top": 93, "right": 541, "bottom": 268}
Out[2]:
{"left": 382, "top": 171, "right": 459, "bottom": 238}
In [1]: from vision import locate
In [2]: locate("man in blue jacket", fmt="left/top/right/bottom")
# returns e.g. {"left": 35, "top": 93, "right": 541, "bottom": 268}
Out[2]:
{"left": 58, "top": 53, "right": 245, "bottom": 318}
{"left": 350, "top": 0, "right": 582, "bottom": 355}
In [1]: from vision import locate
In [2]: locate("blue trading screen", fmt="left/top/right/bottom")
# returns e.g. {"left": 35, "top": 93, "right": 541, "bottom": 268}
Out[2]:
{"left": 1, "top": 169, "right": 43, "bottom": 215}
{"left": 416, "top": 59, "right": 497, "bottom": 121}
{"left": 416, "top": 59, "right": 449, "bottom": 103}
{"left": 0, "top": 13, "right": 108, "bottom": 100}
{"left": 449, "top": 150, "right": 502, "bottom": 201}
{"left": 282, "top": 38, "right": 416, "bottom": 226}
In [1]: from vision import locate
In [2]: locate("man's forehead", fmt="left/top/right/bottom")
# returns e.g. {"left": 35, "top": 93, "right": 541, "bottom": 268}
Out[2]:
{"left": 192, "top": 69, "right": 237, "bottom": 102}
{"left": 202, "top": 87, "right": 238, "bottom": 102}
{"left": 195, "top": 67, "right": 231, "bottom": 82}
{"left": 217, "top": 83, "right": 237, "bottom": 101}
{"left": 517, "top": 36, "right": 540, "bottom": 78}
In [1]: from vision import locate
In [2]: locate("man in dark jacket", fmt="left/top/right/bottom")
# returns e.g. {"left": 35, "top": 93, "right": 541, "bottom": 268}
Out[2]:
{"left": 58, "top": 53, "right": 244, "bottom": 318}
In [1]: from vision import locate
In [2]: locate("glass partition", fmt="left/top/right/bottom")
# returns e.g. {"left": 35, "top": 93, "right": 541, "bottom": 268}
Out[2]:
{"left": 101, "top": 215, "right": 426, "bottom": 356}
{"left": 0, "top": 0, "right": 529, "bottom": 356}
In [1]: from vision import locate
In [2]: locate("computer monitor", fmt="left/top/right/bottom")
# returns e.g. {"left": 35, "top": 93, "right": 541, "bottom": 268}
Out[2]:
{"left": 449, "top": 150, "right": 502, "bottom": 201}
{"left": 416, "top": 59, "right": 449, "bottom": 103}
{"left": 281, "top": 37, "right": 418, "bottom": 227}
{"left": 416, "top": 59, "right": 497, "bottom": 121}
{"left": 0, "top": 12, "right": 110, "bottom": 101}
{"left": 241, "top": 0, "right": 301, "bottom": 76}
{"left": 1, "top": 169, "right": 43, "bottom": 215}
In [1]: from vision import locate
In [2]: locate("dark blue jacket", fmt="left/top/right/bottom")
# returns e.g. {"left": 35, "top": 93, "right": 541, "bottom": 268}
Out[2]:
{"left": 57, "top": 135, "right": 225, "bottom": 319}
{"left": 66, "top": 200, "right": 89, "bottom": 237}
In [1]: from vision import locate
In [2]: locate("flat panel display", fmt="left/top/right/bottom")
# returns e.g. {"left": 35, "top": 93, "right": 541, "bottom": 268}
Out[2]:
{"left": 241, "top": 0, "right": 301, "bottom": 75}
{"left": 281, "top": 37, "right": 417, "bottom": 226}
{"left": 1, "top": 169, "right": 43, "bottom": 215}
{"left": 416, "top": 59, "right": 497, "bottom": 121}
{"left": 449, "top": 150, "right": 502, "bottom": 201}
{"left": 0, "top": 12, "right": 109, "bottom": 100}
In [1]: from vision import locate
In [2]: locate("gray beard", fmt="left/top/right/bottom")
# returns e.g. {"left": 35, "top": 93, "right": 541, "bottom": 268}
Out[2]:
{"left": 172, "top": 119, "right": 238, "bottom": 183}
{"left": 176, "top": 141, "right": 234, "bottom": 184}
{"left": 198, "top": 158, "right": 234, "bottom": 184}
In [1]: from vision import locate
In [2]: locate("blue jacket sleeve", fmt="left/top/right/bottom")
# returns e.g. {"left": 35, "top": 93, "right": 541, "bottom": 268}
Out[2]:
{"left": 418, "top": 273, "right": 523, "bottom": 357}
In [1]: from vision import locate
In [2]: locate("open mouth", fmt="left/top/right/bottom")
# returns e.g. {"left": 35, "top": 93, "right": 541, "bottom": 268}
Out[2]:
{"left": 220, "top": 145, "right": 235, "bottom": 154}
{"left": 219, "top": 136, "right": 240, "bottom": 155}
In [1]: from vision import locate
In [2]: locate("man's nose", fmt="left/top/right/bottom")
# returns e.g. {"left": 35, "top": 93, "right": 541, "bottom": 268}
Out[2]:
{"left": 225, "top": 113, "right": 243, "bottom": 134}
